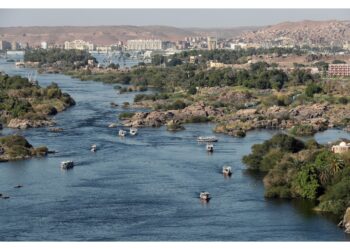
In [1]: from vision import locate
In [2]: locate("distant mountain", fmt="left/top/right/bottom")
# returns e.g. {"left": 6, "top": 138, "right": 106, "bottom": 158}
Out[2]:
{"left": 239, "top": 20, "right": 350, "bottom": 46}
{"left": 1, "top": 21, "right": 348, "bottom": 47}
{"left": 0, "top": 25, "right": 256, "bottom": 46}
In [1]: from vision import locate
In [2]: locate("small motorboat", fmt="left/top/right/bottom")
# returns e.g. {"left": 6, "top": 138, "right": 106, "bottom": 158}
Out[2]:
{"left": 91, "top": 144, "right": 97, "bottom": 152}
{"left": 61, "top": 161, "right": 74, "bottom": 170}
{"left": 197, "top": 136, "right": 218, "bottom": 143}
{"left": 119, "top": 129, "right": 127, "bottom": 137}
{"left": 15, "top": 61, "right": 25, "bottom": 68}
{"left": 206, "top": 143, "right": 214, "bottom": 152}
{"left": 222, "top": 166, "right": 232, "bottom": 176}
{"left": 199, "top": 192, "right": 210, "bottom": 201}
{"left": 129, "top": 128, "right": 138, "bottom": 136}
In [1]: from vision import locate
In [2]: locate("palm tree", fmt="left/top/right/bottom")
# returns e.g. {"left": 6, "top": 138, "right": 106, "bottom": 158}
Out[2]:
{"left": 329, "top": 157, "right": 344, "bottom": 176}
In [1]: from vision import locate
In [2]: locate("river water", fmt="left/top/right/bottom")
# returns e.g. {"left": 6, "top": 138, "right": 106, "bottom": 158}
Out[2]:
{"left": 0, "top": 58, "right": 350, "bottom": 241}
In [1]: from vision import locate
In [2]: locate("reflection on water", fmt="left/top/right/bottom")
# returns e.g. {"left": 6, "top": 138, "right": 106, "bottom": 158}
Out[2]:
{"left": 0, "top": 58, "right": 350, "bottom": 241}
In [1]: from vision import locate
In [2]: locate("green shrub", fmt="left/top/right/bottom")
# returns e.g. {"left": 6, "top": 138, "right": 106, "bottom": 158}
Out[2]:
{"left": 291, "top": 163, "right": 320, "bottom": 199}
{"left": 118, "top": 112, "right": 135, "bottom": 120}
{"left": 338, "top": 97, "right": 348, "bottom": 105}
{"left": 186, "top": 116, "right": 211, "bottom": 123}
{"left": 305, "top": 83, "right": 322, "bottom": 97}
{"left": 289, "top": 124, "right": 316, "bottom": 136}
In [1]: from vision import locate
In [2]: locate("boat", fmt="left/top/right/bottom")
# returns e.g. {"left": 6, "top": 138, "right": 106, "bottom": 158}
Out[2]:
{"left": 199, "top": 192, "right": 210, "bottom": 201}
{"left": 129, "top": 128, "right": 138, "bottom": 136}
{"left": 206, "top": 143, "right": 214, "bottom": 152}
{"left": 61, "top": 161, "right": 74, "bottom": 170}
{"left": 15, "top": 61, "right": 25, "bottom": 68}
{"left": 91, "top": 144, "right": 97, "bottom": 152}
{"left": 197, "top": 136, "right": 218, "bottom": 143}
{"left": 119, "top": 129, "right": 127, "bottom": 137}
{"left": 222, "top": 166, "right": 232, "bottom": 176}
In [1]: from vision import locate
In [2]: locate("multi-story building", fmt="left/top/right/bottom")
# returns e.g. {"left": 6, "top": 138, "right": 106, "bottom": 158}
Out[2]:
{"left": 11, "top": 41, "right": 19, "bottom": 50}
{"left": 0, "top": 40, "right": 11, "bottom": 50}
{"left": 328, "top": 64, "right": 350, "bottom": 77}
{"left": 207, "top": 37, "right": 217, "bottom": 50}
{"left": 96, "top": 46, "right": 112, "bottom": 53}
{"left": 127, "top": 39, "right": 163, "bottom": 51}
{"left": 64, "top": 40, "right": 95, "bottom": 51}
{"left": 41, "top": 41, "right": 48, "bottom": 49}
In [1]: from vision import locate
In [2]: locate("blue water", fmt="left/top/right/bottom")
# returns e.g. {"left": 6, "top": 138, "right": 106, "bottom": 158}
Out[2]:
{"left": 0, "top": 59, "right": 350, "bottom": 241}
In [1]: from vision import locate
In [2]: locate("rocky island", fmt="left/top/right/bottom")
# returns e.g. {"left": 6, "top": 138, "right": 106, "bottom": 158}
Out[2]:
{"left": 0, "top": 73, "right": 75, "bottom": 129}
{"left": 0, "top": 135, "right": 48, "bottom": 162}
{"left": 61, "top": 49, "right": 350, "bottom": 138}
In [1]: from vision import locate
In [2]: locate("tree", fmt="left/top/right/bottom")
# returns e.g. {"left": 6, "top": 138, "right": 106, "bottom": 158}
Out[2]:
{"left": 305, "top": 83, "right": 322, "bottom": 97}
{"left": 292, "top": 163, "right": 320, "bottom": 199}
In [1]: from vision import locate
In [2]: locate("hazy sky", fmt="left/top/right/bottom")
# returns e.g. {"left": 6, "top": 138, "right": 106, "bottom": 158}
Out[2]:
{"left": 0, "top": 9, "right": 349, "bottom": 28}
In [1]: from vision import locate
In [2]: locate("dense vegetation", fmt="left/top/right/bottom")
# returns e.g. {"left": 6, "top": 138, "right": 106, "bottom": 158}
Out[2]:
{"left": 153, "top": 47, "right": 306, "bottom": 65}
{"left": 0, "top": 73, "right": 75, "bottom": 123}
{"left": 24, "top": 48, "right": 96, "bottom": 67}
{"left": 289, "top": 124, "right": 317, "bottom": 136}
{"left": 68, "top": 61, "right": 318, "bottom": 93}
{"left": 0, "top": 135, "right": 48, "bottom": 161}
{"left": 243, "top": 134, "right": 350, "bottom": 216}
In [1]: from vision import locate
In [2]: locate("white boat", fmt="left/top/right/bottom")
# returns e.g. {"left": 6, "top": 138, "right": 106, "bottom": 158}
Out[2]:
{"left": 119, "top": 129, "right": 127, "bottom": 137}
{"left": 61, "top": 161, "right": 74, "bottom": 170}
{"left": 206, "top": 143, "right": 214, "bottom": 152}
{"left": 15, "top": 61, "right": 25, "bottom": 68}
{"left": 222, "top": 166, "right": 232, "bottom": 176}
{"left": 197, "top": 136, "right": 218, "bottom": 142}
{"left": 199, "top": 192, "right": 210, "bottom": 201}
{"left": 129, "top": 128, "right": 138, "bottom": 136}
{"left": 91, "top": 144, "right": 97, "bottom": 152}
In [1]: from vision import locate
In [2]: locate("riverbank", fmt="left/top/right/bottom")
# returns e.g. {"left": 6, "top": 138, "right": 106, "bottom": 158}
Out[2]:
{"left": 243, "top": 133, "right": 350, "bottom": 233}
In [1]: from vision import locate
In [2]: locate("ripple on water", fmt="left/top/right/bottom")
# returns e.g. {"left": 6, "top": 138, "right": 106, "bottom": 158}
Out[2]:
{"left": 0, "top": 59, "right": 350, "bottom": 241}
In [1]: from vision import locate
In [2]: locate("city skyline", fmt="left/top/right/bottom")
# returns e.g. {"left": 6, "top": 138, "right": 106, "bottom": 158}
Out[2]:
{"left": 0, "top": 9, "right": 349, "bottom": 28}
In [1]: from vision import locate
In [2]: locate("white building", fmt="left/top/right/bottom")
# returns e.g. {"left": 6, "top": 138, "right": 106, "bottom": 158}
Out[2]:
{"left": 64, "top": 40, "right": 95, "bottom": 51}
{"left": 230, "top": 43, "right": 248, "bottom": 50}
{"left": 207, "top": 37, "right": 217, "bottom": 50}
{"left": 127, "top": 40, "right": 163, "bottom": 51}
{"left": 41, "top": 41, "right": 48, "bottom": 49}
{"left": 96, "top": 46, "right": 112, "bottom": 53}
{"left": 331, "top": 141, "right": 350, "bottom": 154}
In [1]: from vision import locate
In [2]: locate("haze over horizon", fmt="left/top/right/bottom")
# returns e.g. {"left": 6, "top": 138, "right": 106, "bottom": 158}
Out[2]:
{"left": 0, "top": 9, "right": 349, "bottom": 28}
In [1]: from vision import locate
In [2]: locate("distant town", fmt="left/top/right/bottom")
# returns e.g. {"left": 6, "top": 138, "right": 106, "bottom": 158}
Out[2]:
{"left": 2, "top": 35, "right": 350, "bottom": 77}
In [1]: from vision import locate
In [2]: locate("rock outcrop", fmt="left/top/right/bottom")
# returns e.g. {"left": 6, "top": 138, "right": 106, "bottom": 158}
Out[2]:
{"left": 166, "top": 120, "right": 185, "bottom": 132}
{"left": 339, "top": 207, "right": 350, "bottom": 234}
{"left": 0, "top": 135, "right": 48, "bottom": 162}
{"left": 7, "top": 118, "right": 55, "bottom": 129}
{"left": 123, "top": 102, "right": 224, "bottom": 128}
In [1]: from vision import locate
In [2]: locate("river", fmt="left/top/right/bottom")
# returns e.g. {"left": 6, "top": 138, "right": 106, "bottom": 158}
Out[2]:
{"left": 0, "top": 58, "right": 350, "bottom": 241}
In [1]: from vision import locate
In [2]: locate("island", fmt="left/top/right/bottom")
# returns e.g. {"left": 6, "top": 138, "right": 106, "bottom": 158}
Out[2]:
{"left": 243, "top": 134, "right": 350, "bottom": 233}
{"left": 0, "top": 135, "right": 48, "bottom": 162}
{"left": 54, "top": 48, "right": 350, "bottom": 137}
{"left": 0, "top": 73, "right": 75, "bottom": 129}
